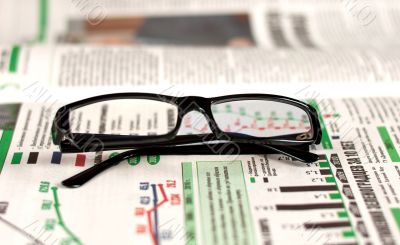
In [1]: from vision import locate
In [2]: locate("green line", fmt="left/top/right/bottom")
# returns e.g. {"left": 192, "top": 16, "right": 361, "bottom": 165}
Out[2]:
{"left": 51, "top": 186, "right": 83, "bottom": 244}
{"left": 250, "top": 177, "right": 256, "bottom": 183}
{"left": 391, "top": 208, "right": 400, "bottom": 232}
{"left": 182, "top": 162, "right": 196, "bottom": 245}
{"left": 11, "top": 152, "right": 22, "bottom": 165}
{"left": 309, "top": 100, "right": 333, "bottom": 149}
{"left": 8, "top": 46, "right": 20, "bottom": 73}
{"left": 37, "top": 0, "right": 48, "bottom": 42}
{"left": 0, "top": 130, "right": 14, "bottom": 173}
{"left": 377, "top": 127, "right": 400, "bottom": 162}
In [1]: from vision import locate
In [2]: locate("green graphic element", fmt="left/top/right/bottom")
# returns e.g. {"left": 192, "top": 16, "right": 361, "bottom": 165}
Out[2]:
{"left": 225, "top": 104, "right": 232, "bottom": 113}
{"left": 51, "top": 186, "right": 83, "bottom": 245}
{"left": 319, "top": 156, "right": 358, "bottom": 243}
{"left": 38, "top": 0, "right": 48, "bottom": 42}
{"left": 11, "top": 152, "right": 22, "bottom": 165}
{"left": 182, "top": 162, "right": 196, "bottom": 245}
{"left": 214, "top": 106, "right": 309, "bottom": 123}
{"left": 342, "top": 230, "right": 355, "bottom": 238}
{"left": 319, "top": 161, "right": 330, "bottom": 168}
{"left": 40, "top": 199, "right": 51, "bottom": 209}
{"left": 196, "top": 161, "right": 255, "bottom": 245}
{"left": 127, "top": 155, "right": 140, "bottom": 166}
{"left": 255, "top": 111, "right": 262, "bottom": 120}
{"left": 41, "top": 200, "right": 52, "bottom": 210}
{"left": 325, "top": 176, "right": 335, "bottom": 183}
{"left": 337, "top": 211, "right": 349, "bottom": 218}
{"left": 391, "top": 208, "right": 400, "bottom": 231}
{"left": 44, "top": 219, "right": 56, "bottom": 231}
{"left": 39, "top": 181, "right": 50, "bottom": 193}
{"left": 147, "top": 155, "right": 160, "bottom": 165}
{"left": 309, "top": 100, "right": 333, "bottom": 149}
{"left": 110, "top": 152, "right": 142, "bottom": 166}
{"left": 239, "top": 107, "right": 246, "bottom": 116}
{"left": 0, "top": 83, "right": 20, "bottom": 90}
{"left": 0, "top": 130, "right": 14, "bottom": 173}
{"left": 8, "top": 46, "right": 20, "bottom": 73}
{"left": 377, "top": 127, "right": 400, "bottom": 162}
{"left": 250, "top": 177, "right": 256, "bottom": 183}
{"left": 329, "top": 192, "right": 341, "bottom": 200}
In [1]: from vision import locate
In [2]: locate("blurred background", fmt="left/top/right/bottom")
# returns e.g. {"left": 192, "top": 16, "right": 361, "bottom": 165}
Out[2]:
{"left": 0, "top": 0, "right": 400, "bottom": 93}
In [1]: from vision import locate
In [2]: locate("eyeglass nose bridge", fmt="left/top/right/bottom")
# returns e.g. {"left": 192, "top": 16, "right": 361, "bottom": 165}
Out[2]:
{"left": 176, "top": 96, "right": 224, "bottom": 138}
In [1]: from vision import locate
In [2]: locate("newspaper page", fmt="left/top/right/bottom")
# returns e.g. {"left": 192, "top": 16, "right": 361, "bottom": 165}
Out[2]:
{"left": 1, "top": 0, "right": 400, "bottom": 244}
{"left": 1, "top": 0, "right": 400, "bottom": 92}
{"left": 1, "top": 0, "right": 400, "bottom": 48}
{"left": 0, "top": 95, "right": 399, "bottom": 244}
{"left": 2, "top": 45, "right": 400, "bottom": 87}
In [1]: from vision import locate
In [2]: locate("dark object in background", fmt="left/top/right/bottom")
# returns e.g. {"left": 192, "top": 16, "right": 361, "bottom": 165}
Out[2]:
{"left": 60, "top": 14, "right": 254, "bottom": 46}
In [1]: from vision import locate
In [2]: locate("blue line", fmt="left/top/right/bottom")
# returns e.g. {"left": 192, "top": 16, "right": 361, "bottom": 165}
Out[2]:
{"left": 151, "top": 184, "right": 159, "bottom": 245}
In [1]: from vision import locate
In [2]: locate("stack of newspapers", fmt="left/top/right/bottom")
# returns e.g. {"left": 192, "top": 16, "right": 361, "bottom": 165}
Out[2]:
{"left": 0, "top": 1, "right": 399, "bottom": 244}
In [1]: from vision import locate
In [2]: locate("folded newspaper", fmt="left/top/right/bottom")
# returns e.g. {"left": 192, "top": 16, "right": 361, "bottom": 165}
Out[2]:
{"left": 0, "top": 1, "right": 400, "bottom": 245}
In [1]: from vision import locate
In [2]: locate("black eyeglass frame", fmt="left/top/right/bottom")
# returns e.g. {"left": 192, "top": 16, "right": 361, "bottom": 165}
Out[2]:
{"left": 52, "top": 93, "right": 322, "bottom": 153}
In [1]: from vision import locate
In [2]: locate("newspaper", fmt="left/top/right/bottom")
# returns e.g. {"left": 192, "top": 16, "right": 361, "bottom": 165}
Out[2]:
{"left": 0, "top": 96, "right": 400, "bottom": 244}
{"left": 1, "top": 0, "right": 400, "bottom": 245}
{"left": 1, "top": 0, "right": 399, "bottom": 47}
{"left": 1, "top": 0, "right": 400, "bottom": 90}
{"left": 1, "top": 45, "right": 400, "bottom": 87}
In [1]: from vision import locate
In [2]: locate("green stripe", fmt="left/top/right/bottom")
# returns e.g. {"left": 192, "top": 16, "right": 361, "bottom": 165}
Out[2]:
{"left": 377, "top": 127, "right": 400, "bottom": 162}
{"left": 8, "top": 46, "right": 20, "bottom": 73}
{"left": 0, "top": 130, "right": 14, "bottom": 173}
{"left": 182, "top": 162, "right": 196, "bottom": 244}
{"left": 38, "top": 0, "right": 48, "bottom": 42}
{"left": 309, "top": 100, "right": 332, "bottom": 149}
{"left": 391, "top": 208, "right": 400, "bottom": 231}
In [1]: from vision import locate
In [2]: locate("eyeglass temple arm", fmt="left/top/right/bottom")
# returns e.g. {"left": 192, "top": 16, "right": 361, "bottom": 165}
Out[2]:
{"left": 61, "top": 143, "right": 318, "bottom": 188}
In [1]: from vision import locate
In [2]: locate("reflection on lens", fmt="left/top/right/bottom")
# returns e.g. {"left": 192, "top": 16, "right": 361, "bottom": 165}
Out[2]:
{"left": 70, "top": 99, "right": 178, "bottom": 136}
{"left": 211, "top": 100, "right": 312, "bottom": 139}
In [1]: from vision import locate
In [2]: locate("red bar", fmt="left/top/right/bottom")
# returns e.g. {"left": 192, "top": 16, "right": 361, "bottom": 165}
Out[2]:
{"left": 75, "top": 154, "right": 86, "bottom": 167}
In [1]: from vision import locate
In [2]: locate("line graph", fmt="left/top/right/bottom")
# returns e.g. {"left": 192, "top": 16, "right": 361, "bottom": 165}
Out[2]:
{"left": 181, "top": 107, "right": 311, "bottom": 136}
{"left": 51, "top": 186, "right": 82, "bottom": 245}
{"left": 146, "top": 184, "right": 169, "bottom": 245}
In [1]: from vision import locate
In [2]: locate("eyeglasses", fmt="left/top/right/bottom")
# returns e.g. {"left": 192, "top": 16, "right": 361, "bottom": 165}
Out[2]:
{"left": 52, "top": 93, "right": 322, "bottom": 188}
